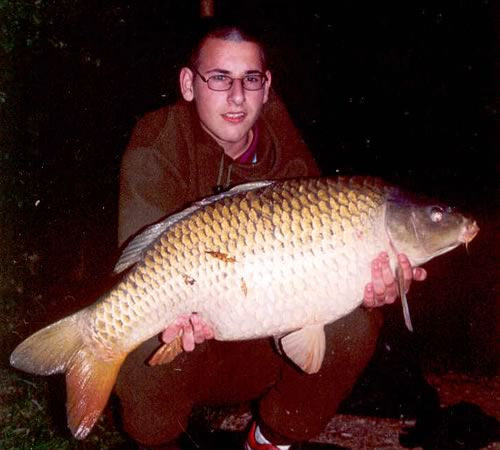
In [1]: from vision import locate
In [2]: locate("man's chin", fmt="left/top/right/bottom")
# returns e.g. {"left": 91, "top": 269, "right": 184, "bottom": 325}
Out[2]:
{"left": 218, "top": 130, "right": 250, "bottom": 145}
{"left": 202, "top": 122, "right": 253, "bottom": 152}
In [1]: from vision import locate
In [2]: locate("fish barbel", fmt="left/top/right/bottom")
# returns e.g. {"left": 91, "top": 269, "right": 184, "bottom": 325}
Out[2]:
{"left": 10, "top": 176, "right": 479, "bottom": 439}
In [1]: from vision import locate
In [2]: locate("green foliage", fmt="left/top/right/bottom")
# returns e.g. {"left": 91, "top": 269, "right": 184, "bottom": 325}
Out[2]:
{"left": 0, "top": 291, "right": 132, "bottom": 449}
{"left": 0, "top": 0, "right": 90, "bottom": 53}
{"left": 0, "top": 0, "right": 43, "bottom": 53}
{"left": 0, "top": 368, "right": 131, "bottom": 449}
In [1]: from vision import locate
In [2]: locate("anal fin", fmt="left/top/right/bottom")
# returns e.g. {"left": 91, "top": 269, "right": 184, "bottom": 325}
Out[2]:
{"left": 148, "top": 336, "right": 183, "bottom": 366}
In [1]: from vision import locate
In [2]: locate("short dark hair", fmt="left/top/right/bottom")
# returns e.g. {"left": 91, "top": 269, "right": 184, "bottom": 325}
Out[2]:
{"left": 188, "top": 25, "right": 267, "bottom": 70}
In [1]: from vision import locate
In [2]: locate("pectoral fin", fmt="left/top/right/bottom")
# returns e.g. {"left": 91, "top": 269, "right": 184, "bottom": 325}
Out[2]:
{"left": 148, "top": 336, "right": 184, "bottom": 366}
{"left": 397, "top": 265, "right": 414, "bottom": 332}
{"left": 279, "top": 325, "right": 326, "bottom": 374}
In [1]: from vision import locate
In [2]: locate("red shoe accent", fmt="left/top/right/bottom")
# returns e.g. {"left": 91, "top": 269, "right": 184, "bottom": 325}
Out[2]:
{"left": 245, "top": 421, "right": 281, "bottom": 450}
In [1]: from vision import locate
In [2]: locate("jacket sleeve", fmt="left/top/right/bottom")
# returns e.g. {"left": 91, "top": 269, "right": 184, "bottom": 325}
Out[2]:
{"left": 117, "top": 111, "right": 189, "bottom": 247}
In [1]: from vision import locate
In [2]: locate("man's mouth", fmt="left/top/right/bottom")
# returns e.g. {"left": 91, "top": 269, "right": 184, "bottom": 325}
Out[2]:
{"left": 222, "top": 112, "right": 246, "bottom": 123}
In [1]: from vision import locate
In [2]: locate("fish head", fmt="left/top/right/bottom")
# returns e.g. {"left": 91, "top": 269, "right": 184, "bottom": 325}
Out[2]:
{"left": 385, "top": 194, "right": 479, "bottom": 266}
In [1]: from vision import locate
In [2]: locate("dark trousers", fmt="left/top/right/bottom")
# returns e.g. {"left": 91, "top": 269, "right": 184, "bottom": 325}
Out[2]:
{"left": 115, "top": 307, "right": 383, "bottom": 447}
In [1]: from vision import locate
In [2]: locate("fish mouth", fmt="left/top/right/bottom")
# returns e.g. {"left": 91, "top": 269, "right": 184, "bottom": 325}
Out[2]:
{"left": 459, "top": 220, "right": 479, "bottom": 245}
{"left": 433, "top": 220, "right": 479, "bottom": 257}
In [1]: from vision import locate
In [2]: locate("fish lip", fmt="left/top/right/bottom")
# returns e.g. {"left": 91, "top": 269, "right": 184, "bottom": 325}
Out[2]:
{"left": 459, "top": 220, "right": 479, "bottom": 244}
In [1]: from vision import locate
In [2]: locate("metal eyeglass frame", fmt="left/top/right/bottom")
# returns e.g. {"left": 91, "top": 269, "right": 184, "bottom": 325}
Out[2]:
{"left": 191, "top": 67, "right": 267, "bottom": 91}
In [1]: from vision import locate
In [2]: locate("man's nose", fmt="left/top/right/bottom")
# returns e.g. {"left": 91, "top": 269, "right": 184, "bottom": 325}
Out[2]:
{"left": 228, "top": 79, "right": 245, "bottom": 104}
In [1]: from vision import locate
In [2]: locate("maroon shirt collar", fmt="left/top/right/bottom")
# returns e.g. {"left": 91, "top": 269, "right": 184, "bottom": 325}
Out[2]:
{"left": 235, "top": 124, "right": 259, "bottom": 164}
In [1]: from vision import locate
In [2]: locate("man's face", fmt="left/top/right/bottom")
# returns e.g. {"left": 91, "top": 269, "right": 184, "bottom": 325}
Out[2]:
{"left": 180, "top": 37, "right": 271, "bottom": 156}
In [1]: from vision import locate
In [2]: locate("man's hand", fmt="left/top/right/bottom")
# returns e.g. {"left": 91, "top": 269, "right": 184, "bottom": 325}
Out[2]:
{"left": 161, "top": 313, "right": 214, "bottom": 351}
{"left": 363, "top": 252, "right": 427, "bottom": 308}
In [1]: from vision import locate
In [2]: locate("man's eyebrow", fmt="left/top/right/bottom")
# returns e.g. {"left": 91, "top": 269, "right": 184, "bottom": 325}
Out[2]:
{"left": 204, "top": 68, "right": 263, "bottom": 75}
{"left": 205, "top": 68, "right": 231, "bottom": 75}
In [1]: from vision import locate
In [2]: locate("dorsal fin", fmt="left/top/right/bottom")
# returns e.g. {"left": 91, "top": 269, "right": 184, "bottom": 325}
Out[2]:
{"left": 113, "top": 180, "right": 274, "bottom": 274}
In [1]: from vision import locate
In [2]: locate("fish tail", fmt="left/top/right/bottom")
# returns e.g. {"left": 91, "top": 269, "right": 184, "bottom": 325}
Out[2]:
{"left": 66, "top": 345, "right": 125, "bottom": 439}
{"left": 10, "top": 312, "right": 125, "bottom": 439}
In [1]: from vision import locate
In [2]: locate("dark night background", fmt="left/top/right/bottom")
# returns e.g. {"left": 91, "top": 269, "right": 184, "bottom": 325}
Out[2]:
{"left": 0, "top": 0, "right": 497, "bottom": 390}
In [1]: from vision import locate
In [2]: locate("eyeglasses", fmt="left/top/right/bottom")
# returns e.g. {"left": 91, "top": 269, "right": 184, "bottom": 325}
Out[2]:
{"left": 191, "top": 67, "right": 267, "bottom": 91}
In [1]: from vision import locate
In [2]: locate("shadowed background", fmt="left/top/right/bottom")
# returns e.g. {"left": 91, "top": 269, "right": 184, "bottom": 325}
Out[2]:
{"left": 0, "top": 0, "right": 497, "bottom": 386}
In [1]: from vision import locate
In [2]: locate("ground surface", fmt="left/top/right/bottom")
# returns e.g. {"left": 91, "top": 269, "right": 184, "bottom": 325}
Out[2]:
{"left": 204, "top": 373, "right": 499, "bottom": 449}
{"left": 1, "top": 292, "right": 498, "bottom": 449}
{"left": 2, "top": 351, "right": 499, "bottom": 449}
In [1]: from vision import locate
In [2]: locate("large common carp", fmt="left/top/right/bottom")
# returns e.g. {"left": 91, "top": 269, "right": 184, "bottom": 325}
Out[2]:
{"left": 10, "top": 177, "right": 478, "bottom": 439}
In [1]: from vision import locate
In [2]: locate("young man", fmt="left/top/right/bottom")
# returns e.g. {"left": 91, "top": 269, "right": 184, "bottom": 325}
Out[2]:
{"left": 116, "top": 25, "right": 426, "bottom": 450}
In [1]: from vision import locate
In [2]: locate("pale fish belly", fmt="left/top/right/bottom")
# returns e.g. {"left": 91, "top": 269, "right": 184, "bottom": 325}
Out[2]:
{"left": 182, "top": 233, "right": 384, "bottom": 341}
{"left": 94, "top": 179, "right": 390, "bottom": 349}
{"left": 92, "top": 218, "right": 389, "bottom": 351}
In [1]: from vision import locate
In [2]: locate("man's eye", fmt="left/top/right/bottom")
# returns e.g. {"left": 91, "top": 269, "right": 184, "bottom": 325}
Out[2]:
{"left": 245, "top": 75, "right": 260, "bottom": 83}
{"left": 212, "top": 75, "right": 229, "bottom": 82}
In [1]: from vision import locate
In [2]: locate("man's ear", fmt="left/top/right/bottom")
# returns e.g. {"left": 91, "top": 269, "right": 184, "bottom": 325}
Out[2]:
{"left": 263, "top": 70, "right": 272, "bottom": 104}
{"left": 180, "top": 67, "right": 195, "bottom": 101}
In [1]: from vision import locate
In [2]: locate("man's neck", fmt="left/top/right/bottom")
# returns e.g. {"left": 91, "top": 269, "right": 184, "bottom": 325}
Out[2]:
{"left": 223, "top": 128, "right": 254, "bottom": 160}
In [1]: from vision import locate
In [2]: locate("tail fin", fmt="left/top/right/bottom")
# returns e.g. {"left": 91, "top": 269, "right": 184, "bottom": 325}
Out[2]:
{"left": 10, "top": 313, "right": 125, "bottom": 439}
{"left": 66, "top": 346, "right": 124, "bottom": 439}
{"left": 10, "top": 315, "right": 82, "bottom": 375}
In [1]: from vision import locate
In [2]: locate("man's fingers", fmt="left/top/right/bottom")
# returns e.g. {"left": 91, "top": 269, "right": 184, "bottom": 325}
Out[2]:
{"left": 397, "top": 253, "right": 416, "bottom": 293}
{"left": 193, "top": 314, "right": 215, "bottom": 343}
{"left": 413, "top": 267, "right": 427, "bottom": 281}
{"left": 364, "top": 252, "right": 427, "bottom": 309}
{"left": 363, "top": 283, "right": 376, "bottom": 308}
{"left": 181, "top": 322, "right": 195, "bottom": 351}
{"left": 161, "top": 315, "right": 189, "bottom": 344}
{"left": 371, "top": 252, "right": 396, "bottom": 305}
{"left": 379, "top": 253, "right": 397, "bottom": 303}
{"left": 161, "top": 313, "right": 215, "bottom": 352}
{"left": 190, "top": 314, "right": 205, "bottom": 344}
{"left": 201, "top": 322, "right": 214, "bottom": 340}
{"left": 371, "top": 257, "right": 385, "bottom": 297}
{"left": 380, "top": 253, "right": 395, "bottom": 284}
{"left": 161, "top": 328, "right": 178, "bottom": 344}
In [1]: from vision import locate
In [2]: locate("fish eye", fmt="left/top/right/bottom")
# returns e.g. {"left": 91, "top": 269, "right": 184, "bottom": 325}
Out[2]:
{"left": 430, "top": 206, "right": 444, "bottom": 222}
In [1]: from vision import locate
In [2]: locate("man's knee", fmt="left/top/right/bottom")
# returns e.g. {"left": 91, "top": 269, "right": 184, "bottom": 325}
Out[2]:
{"left": 258, "top": 308, "right": 384, "bottom": 442}
{"left": 326, "top": 307, "right": 383, "bottom": 354}
{"left": 116, "top": 349, "right": 194, "bottom": 446}
{"left": 119, "top": 393, "right": 192, "bottom": 446}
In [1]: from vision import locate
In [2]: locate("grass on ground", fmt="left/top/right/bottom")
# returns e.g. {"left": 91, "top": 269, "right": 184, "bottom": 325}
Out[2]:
{"left": 0, "top": 289, "right": 133, "bottom": 450}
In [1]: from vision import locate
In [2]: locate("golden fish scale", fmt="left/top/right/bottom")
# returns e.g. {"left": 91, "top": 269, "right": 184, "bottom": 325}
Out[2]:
{"left": 90, "top": 178, "right": 388, "bottom": 351}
